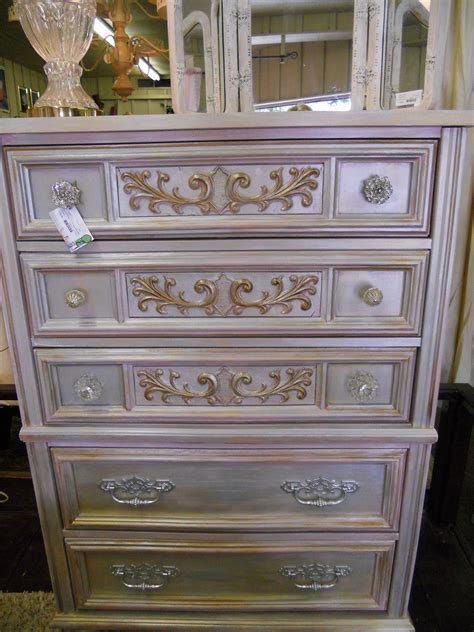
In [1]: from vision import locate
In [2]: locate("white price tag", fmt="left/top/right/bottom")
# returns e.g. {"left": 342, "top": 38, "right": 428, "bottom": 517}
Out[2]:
{"left": 395, "top": 90, "right": 423, "bottom": 108}
{"left": 49, "top": 206, "right": 94, "bottom": 253}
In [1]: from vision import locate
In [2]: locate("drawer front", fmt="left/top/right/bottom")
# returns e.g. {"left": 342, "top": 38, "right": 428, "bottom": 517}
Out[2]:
{"left": 7, "top": 141, "right": 435, "bottom": 238}
{"left": 52, "top": 448, "right": 405, "bottom": 531}
{"left": 36, "top": 347, "right": 416, "bottom": 424}
{"left": 22, "top": 250, "right": 428, "bottom": 337}
{"left": 65, "top": 533, "right": 395, "bottom": 612}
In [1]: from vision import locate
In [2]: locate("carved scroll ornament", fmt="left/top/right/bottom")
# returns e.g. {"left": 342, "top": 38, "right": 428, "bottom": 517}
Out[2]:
{"left": 130, "top": 273, "right": 319, "bottom": 317}
{"left": 137, "top": 366, "right": 314, "bottom": 406}
{"left": 121, "top": 166, "right": 320, "bottom": 215}
{"left": 130, "top": 276, "right": 217, "bottom": 315}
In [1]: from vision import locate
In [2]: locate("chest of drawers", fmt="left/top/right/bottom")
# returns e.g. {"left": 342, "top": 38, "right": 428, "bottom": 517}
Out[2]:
{"left": 0, "top": 112, "right": 469, "bottom": 631}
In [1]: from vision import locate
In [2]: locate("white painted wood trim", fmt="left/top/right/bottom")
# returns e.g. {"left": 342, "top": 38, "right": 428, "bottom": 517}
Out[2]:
{"left": 419, "top": 0, "right": 451, "bottom": 110}
{"left": 412, "top": 128, "right": 468, "bottom": 426}
{"left": 0, "top": 111, "right": 471, "bottom": 135}
{"left": 183, "top": 11, "right": 218, "bottom": 113}
{"left": 351, "top": 0, "right": 369, "bottom": 111}
{"left": 365, "top": 0, "right": 386, "bottom": 110}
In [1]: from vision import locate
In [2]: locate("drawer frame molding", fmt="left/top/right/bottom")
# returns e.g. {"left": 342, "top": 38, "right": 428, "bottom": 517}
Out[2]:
{"left": 52, "top": 447, "right": 406, "bottom": 532}
{"left": 7, "top": 140, "right": 436, "bottom": 237}
{"left": 36, "top": 347, "right": 416, "bottom": 423}
{"left": 21, "top": 250, "right": 428, "bottom": 337}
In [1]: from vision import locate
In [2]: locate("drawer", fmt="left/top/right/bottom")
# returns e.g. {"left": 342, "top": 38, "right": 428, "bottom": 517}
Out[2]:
{"left": 7, "top": 140, "right": 435, "bottom": 238}
{"left": 65, "top": 533, "right": 395, "bottom": 612}
{"left": 52, "top": 448, "right": 405, "bottom": 532}
{"left": 22, "top": 250, "right": 428, "bottom": 338}
{"left": 36, "top": 347, "right": 416, "bottom": 424}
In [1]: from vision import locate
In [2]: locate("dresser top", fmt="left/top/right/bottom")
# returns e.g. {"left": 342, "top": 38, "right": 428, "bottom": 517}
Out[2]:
{"left": 0, "top": 109, "right": 472, "bottom": 138}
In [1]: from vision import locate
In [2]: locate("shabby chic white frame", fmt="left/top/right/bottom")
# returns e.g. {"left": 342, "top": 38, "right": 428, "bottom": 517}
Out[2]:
{"left": 167, "top": 1, "right": 221, "bottom": 113}
{"left": 168, "top": 0, "right": 449, "bottom": 112}
{"left": 382, "top": 0, "right": 450, "bottom": 109}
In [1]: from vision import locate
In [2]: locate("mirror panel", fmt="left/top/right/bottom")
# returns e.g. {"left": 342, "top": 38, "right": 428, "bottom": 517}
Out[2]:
{"left": 383, "top": 0, "right": 430, "bottom": 109}
{"left": 169, "top": 0, "right": 221, "bottom": 113}
{"left": 250, "top": 0, "right": 354, "bottom": 111}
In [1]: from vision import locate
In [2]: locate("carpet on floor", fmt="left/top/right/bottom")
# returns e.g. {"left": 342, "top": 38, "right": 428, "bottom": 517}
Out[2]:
{"left": 0, "top": 592, "right": 56, "bottom": 631}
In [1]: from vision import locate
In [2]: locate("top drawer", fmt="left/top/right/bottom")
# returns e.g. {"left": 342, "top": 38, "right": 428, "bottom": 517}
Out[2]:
{"left": 6, "top": 141, "right": 436, "bottom": 238}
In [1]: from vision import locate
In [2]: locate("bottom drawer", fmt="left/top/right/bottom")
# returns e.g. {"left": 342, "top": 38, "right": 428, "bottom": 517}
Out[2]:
{"left": 66, "top": 533, "right": 395, "bottom": 612}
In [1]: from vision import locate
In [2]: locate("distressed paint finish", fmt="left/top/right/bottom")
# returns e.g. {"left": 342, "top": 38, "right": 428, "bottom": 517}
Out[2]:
{"left": 6, "top": 140, "right": 436, "bottom": 238}
{"left": 0, "top": 116, "right": 469, "bottom": 631}
{"left": 34, "top": 347, "right": 416, "bottom": 424}
{"left": 21, "top": 249, "right": 428, "bottom": 337}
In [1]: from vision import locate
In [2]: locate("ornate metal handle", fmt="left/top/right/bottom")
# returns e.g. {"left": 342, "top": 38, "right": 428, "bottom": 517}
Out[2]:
{"left": 74, "top": 374, "right": 103, "bottom": 401}
{"left": 51, "top": 180, "right": 81, "bottom": 208}
{"left": 65, "top": 289, "right": 87, "bottom": 308}
{"left": 363, "top": 175, "right": 393, "bottom": 204}
{"left": 99, "top": 476, "right": 175, "bottom": 506}
{"left": 362, "top": 287, "right": 383, "bottom": 306}
{"left": 281, "top": 477, "right": 359, "bottom": 507}
{"left": 280, "top": 562, "right": 351, "bottom": 592}
{"left": 347, "top": 371, "right": 379, "bottom": 402}
{"left": 111, "top": 563, "right": 179, "bottom": 591}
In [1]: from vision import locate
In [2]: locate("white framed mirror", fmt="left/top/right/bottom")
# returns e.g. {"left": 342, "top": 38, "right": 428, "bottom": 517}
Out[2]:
{"left": 168, "top": 0, "right": 221, "bottom": 113}
{"left": 382, "top": 0, "right": 449, "bottom": 109}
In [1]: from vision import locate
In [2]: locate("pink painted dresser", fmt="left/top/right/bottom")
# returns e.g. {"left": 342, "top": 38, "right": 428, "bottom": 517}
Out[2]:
{"left": 0, "top": 111, "right": 470, "bottom": 630}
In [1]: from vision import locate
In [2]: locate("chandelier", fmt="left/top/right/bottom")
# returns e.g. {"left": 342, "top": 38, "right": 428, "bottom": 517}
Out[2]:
{"left": 89, "top": 0, "right": 168, "bottom": 100}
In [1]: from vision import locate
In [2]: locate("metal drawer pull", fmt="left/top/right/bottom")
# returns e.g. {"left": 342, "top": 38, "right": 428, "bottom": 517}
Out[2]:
{"left": 363, "top": 175, "right": 393, "bottom": 204}
{"left": 74, "top": 374, "right": 104, "bottom": 401}
{"left": 280, "top": 562, "right": 351, "bottom": 592}
{"left": 347, "top": 371, "right": 379, "bottom": 402}
{"left": 50, "top": 180, "right": 81, "bottom": 209}
{"left": 111, "top": 563, "right": 179, "bottom": 591}
{"left": 65, "top": 289, "right": 87, "bottom": 308}
{"left": 281, "top": 477, "right": 359, "bottom": 507}
{"left": 362, "top": 287, "right": 383, "bottom": 306}
{"left": 99, "top": 476, "right": 175, "bottom": 506}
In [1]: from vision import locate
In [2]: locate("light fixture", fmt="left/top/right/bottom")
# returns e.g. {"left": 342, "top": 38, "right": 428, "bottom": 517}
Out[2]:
{"left": 137, "top": 58, "right": 161, "bottom": 82}
{"left": 14, "top": 0, "right": 99, "bottom": 117}
{"left": 93, "top": 17, "right": 115, "bottom": 44}
{"left": 87, "top": 1, "right": 166, "bottom": 99}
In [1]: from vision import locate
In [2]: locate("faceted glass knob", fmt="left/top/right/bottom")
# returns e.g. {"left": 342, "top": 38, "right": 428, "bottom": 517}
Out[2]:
{"left": 65, "top": 289, "right": 87, "bottom": 309}
{"left": 51, "top": 180, "right": 81, "bottom": 209}
{"left": 363, "top": 175, "right": 393, "bottom": 205}
{"left": 347, "top": 371, "right": 379, "bottom": 402}
{"left": 74, "top": 375, "right": 103, "bottom": 401}
{"left": 362, "top": 287, "right": 383, "bottom": 306}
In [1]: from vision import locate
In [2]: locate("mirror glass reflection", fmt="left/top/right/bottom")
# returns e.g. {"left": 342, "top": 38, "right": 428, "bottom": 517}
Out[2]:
{"left": 383, "top": 0, "right": 430, "bottom": 108}
{"left": 250, "top": 0, "right": 354, "bottom": 112}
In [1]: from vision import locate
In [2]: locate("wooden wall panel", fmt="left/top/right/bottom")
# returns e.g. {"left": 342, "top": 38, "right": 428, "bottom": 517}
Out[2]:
{"left": 0, "top": 56, "right": 46, "bottom": 119}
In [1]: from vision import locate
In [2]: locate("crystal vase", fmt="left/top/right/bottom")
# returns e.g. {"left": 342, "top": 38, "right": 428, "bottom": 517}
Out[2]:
{"left": 14, "top": 0, "right": 99, "bottom": 116}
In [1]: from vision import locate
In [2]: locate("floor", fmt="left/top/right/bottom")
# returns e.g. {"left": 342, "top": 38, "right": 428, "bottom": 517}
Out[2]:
{"left": 1, "top": 417, "right": 473, "bottom": 631}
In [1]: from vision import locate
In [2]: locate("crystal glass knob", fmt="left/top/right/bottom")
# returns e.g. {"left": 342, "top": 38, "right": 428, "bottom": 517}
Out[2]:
{"left": 347, "top": 371, "right": 379, "bottom": 402}
{"left": 362, "top": 287, "right": 383, "bottom": 306}
{"left": 363, "top": 175, "right": 393, "bottom": 204}
{"left": 65, "top": 289, "right": 87, "bottom": 309}
{"left": 51, "top": 180, "right": 81, "bottom": 209}
{"left": 74, "top": 375, "right": 103, "bottom": 401}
